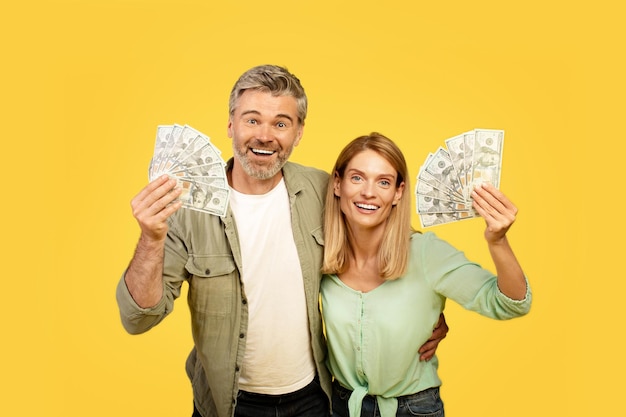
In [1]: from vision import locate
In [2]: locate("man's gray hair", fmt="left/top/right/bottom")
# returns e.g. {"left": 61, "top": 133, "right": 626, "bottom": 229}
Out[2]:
{"left": 228, "top": 65, "right": 308, "bottom": 125}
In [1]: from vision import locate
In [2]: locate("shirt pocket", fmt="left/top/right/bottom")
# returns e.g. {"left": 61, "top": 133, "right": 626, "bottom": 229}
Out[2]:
{"left": 310, "top": 226, "right": 325, "bottom": 268}
{"left": 311, "top": 226, "right": 324, "bottom": 246}
{"left": 185, "top": 254, "right": 237, "bottom": 317}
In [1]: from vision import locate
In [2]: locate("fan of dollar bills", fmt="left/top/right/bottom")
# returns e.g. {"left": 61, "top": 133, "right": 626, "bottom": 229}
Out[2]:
{"left": 415, "top": 128, "right": 504, "bottom": 228}
{"left": 149, "top": 124, "right": 230, "bottom": 217}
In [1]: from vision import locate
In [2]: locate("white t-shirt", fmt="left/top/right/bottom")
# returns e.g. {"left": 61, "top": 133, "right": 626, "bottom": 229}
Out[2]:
{"left": 229, "top": 178, "right": 316, "bottom": 394}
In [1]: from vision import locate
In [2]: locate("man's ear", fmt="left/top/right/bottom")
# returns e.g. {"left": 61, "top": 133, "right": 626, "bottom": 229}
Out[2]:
{"left": 293, "top": 123, "right": 304, "bottom": 147}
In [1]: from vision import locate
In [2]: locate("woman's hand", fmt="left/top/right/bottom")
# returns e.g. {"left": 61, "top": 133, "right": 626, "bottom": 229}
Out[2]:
{"left": 471, "top": 183, "right": 518, "bottom": 244}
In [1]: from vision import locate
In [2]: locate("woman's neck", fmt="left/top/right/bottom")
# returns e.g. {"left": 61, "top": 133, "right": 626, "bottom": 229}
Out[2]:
{"left": 341, "top": 227, "right": 386, "bottom": 292}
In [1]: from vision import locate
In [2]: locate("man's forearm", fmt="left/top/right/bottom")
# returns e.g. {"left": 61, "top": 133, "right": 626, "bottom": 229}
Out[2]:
{"left": 124, "top": 234, "right": 166, "bottom": 308}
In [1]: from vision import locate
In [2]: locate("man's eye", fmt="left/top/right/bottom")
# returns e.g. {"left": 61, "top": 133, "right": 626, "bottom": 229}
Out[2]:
{"left": 277, "top": 122, "right": 286, "bottom": 128}
{"left": 247, "top": 119, "right": 257, "bottom": 125}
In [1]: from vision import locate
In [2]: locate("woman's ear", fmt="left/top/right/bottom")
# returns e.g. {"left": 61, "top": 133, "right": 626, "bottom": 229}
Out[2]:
{"left": 333, "top": 172, "right": 341, "bottom": 197}
{"left": 393, "top": 181, "right": 405, "bottom": 205}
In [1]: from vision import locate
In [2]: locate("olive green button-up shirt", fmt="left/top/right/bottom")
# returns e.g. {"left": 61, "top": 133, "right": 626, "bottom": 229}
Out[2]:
{"left": 116, "top": 160, "right": 332, "bottom": 417}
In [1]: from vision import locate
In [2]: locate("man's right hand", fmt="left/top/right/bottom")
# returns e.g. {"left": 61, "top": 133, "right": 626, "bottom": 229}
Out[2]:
{"left": 125, "top": 175, "right": 183, "bottom": 308}
{"left": 131, "top": 175, "right": 183, "bottom": 242}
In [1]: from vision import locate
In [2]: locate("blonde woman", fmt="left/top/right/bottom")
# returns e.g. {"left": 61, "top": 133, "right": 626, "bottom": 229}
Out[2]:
{"left": 321, "top": 132, "right": 531, "bottom": 417}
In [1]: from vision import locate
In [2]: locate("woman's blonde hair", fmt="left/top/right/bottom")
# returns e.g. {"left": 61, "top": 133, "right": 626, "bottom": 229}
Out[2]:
{"left": 322, "top": 132, "right": 414, "bottom": 280}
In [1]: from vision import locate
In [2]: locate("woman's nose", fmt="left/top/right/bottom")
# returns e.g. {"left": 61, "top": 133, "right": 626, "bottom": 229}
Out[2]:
{"left": 360, "top": 181, "right": 375, "bottom": 197}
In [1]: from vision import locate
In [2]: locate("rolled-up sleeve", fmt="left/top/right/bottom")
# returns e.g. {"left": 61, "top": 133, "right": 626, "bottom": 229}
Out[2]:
{"left": 115, "top": 274, "right": 170, "bottom": 334}
{"left": 115, "top": 219, "right": 189, "bottom": 334}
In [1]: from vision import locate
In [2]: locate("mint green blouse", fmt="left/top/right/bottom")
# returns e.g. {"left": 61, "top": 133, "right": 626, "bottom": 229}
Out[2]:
{"left": 321, "top": 232, "right": 531, "bottom": 417}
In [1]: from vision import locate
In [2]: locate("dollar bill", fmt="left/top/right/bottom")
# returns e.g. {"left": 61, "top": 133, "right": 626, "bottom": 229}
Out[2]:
{"left": 418, "top": 210, "right": 475, "bottom": 228}
{"left": 174, "top": 180, "right": 230, "bottom": 216}
{"left": 149, "top": 123, "right": 230, "bottom": 217}
{"left": 150, "top": 125, "right": 174, "bottom": 180}
{"left": 169, "top": 161, "right": 227, "bottom": 178}
{"left": 179, "top": 175, "right": 228, "bottom": 189}
{"left": 415, "top": 128, "right": 504, "bottom": 227}
{"left": 462, "top": 130, "right": 475, "bottom": 199}
{"left": 423, "top": 147, "right": 465, "bottom": 199}
{"left": 154, "top": 124, "right": 184, "bottom": 177}
{"left": 162, "top": 125, "right": 207, "bottom": 172}
{"left": 471, "top": 129, "right": 503, "bottom": 189}
{"left": 417, "top": 167, "right": 465, "bottom": 202}
{"left": 415, "top": 178, "right": 465, "bottom": 204}
{"left": 444, "top": 132, "right": 469, "bottom": 190}
{"left": 416, "top": 195, "right": 470, "bottom": 213}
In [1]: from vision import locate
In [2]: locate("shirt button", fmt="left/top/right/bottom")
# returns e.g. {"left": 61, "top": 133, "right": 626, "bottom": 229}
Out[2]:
{"left": 242, "top": 299, "right": 247, "bottom": 305}
{"left": 205, "top": 269, "right": 211, "bottom": 274}
{"left": 239, "top": 333, "right": 245, "bottom": 338}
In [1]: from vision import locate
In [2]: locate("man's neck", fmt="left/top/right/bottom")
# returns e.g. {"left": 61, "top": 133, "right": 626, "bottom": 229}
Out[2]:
{"left": 228, "top": 164, "right": 284, "bottom": 195}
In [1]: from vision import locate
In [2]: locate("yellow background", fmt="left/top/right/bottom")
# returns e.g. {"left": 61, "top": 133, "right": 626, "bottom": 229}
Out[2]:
{"left": 1, "top": 0, "right": 623, "bottom": 415}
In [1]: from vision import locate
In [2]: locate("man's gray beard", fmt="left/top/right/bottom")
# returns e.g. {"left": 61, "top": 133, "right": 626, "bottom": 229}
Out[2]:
{"left": 234, "top": 147, "right": 293, "bottom": 180}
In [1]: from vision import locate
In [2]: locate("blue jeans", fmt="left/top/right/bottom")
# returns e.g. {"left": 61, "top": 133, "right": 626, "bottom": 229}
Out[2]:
{"left": 331, "top": 381, "right": 444, "bottom": 417}
{"left": 192, "top": 377, "right": 329, "bottom": 417}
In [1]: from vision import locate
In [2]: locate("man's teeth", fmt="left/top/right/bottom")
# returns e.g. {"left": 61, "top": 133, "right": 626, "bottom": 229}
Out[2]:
{"left": 252, "top": 148, "right": 274, "bottom": 155}
{"left": 356, "top": 203, "right": 379, "bottom": 210}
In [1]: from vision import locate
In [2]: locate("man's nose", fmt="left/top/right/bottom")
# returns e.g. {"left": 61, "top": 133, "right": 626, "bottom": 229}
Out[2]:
{"left": 255, "top": 124, "right": 273, "bottom": 141}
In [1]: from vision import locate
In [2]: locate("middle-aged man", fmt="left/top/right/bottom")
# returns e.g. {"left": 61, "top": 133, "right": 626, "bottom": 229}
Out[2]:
{"left": 116, "top": 64, "right": 448, "bottom": 417}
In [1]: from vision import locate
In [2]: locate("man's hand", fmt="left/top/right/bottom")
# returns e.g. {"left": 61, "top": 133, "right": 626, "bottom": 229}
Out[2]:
{"left": 131, "top": 175, "right": 183, "bottom": 242}
{"left": 125, "top": 175, "right": 183, "bottom": 308}
{"left": 418, "top": 313, "right": 449, "bottom": 361}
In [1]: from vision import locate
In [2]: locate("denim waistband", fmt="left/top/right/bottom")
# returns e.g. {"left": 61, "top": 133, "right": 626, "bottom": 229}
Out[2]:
{"left": 333, "top": 380, "right": 356, "bottom": 396}
{"left": 332, "top": 379, "right": 439, "bottom": 401}
{"left": 238, "top": 376, "right": 319, "bottom": 406}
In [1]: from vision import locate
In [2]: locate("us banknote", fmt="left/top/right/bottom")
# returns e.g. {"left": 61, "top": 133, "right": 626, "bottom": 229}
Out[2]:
{"left": 415, "top": 128, "right": 504, "bottom": 227}
{"left": 149, "top": 124, "right": 229, "bottom": 217}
